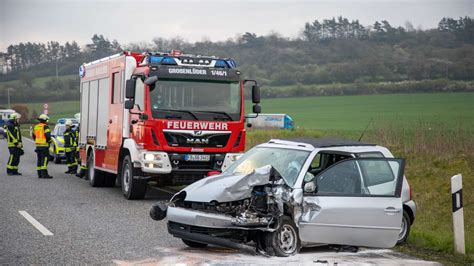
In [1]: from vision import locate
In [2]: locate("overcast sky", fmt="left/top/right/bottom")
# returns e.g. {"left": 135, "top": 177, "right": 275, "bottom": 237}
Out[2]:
{"left": 1, "top": 0, "right": 472, "bottom": 51}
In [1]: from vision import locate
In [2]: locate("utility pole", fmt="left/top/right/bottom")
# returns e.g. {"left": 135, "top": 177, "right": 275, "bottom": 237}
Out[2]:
{"left": 7, "top": 87, "right": 11, "bottom": 109}
{"left": 55, "top": 58, "right": 58, "bottom": 80}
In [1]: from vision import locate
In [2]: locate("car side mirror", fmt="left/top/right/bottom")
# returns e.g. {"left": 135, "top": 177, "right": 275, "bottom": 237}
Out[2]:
{"left": 124, "top": 99, "right": 135, "bottom": 109}
{"left": 304, "top": 181, "right": 317, "bottom": 193}
{"left": 125, "top": 79, "right": 136, "bottom": 98}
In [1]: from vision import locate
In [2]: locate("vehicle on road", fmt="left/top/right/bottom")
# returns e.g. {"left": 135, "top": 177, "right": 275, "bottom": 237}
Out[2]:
{"left": 0, "top": 109, "right": 16, "bottom": 139}
{"left": 49, "top": 124, "right": 67, "bottom": 163}
{"left": 246, "top": 113, "right": 294, "bottom": 129}
{"left": 78, "top": 50, "right": 261, "bottom": 199}
{"left": 150, "top": 138, "right": 416, "bottom": 256}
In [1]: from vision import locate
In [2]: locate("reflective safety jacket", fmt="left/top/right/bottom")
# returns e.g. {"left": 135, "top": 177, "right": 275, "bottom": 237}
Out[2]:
{"left": 72, "top": 128, "right": 79, "bottom": 147}
{"left": 6, "top": 120, "right": 22, "bottom": 148}
{"left": 64, "top": 129, "right": 75, "bottom": 152}
{"left": 33, "top": 123, "right": 51, "bottom": 147}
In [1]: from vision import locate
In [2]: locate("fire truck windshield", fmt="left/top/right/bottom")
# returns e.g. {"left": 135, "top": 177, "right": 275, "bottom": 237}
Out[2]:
{"left": 149, "top": 80, "right": 241, "bottom": 121}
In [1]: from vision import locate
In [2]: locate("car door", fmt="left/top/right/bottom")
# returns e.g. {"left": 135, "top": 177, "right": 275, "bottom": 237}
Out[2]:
{"left": 299, "top": 158, "right": 405, "bottom": 248}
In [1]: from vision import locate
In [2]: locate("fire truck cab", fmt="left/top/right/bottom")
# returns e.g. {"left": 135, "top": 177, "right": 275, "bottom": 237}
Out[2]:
{"left": 79, "top": 51, "right": 261, "bottom": 199}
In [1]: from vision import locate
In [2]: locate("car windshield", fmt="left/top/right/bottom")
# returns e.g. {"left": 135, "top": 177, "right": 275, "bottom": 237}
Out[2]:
{"left": 149, "top": 80, "right": 241, "bottom": 121}
{"left": 54, "top": 125, "right": 66, "bottom": 136}
{"left": 223, "top": 147, "right": 310, "bottom": 187}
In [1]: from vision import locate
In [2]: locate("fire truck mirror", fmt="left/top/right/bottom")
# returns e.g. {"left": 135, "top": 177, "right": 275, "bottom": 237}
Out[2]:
{"left": 125, "top": 79, "right": 136, "bottom": 98}
{"left": 252, "top": 84, "right": 260, "bottom": 104}
{"left": 252, "top": 104, "right": 261, "bottom": 114}
{"left": 144, "top": 76, "right": 158, "bottom": 85}
{"left": 145, "top": 76, "right": 158, "bottom": 92}
{"left": 124, "top": 99, "right": 135, "bottom": 110}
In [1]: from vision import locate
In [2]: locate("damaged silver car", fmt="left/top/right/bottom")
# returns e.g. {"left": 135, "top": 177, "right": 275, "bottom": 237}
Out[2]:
{"left": 150, "top": 138, "right": 416, "bottom": 256}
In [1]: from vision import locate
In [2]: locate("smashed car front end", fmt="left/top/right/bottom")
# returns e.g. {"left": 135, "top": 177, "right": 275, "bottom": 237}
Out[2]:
{"left": 151, "top": 165, "right": 299, "bottom": 253}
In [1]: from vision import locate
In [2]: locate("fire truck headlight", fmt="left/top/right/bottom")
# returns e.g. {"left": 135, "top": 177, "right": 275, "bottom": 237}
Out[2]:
{"left": 144, "top": 153, "right": 155, "bottom": 161}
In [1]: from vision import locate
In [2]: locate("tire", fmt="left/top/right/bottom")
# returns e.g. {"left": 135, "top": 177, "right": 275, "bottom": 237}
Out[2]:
{"left": 87, "top": 152, "right": 105, "bottom": 187}
{"left": 103, "top": 172, "right": 117, "bottom": 187}
{"left": 262, "top": 216, "right": 300, "bottom": 257}
{"left": 397, "top": 210, "right": 411, "bottom": 244}
{"left": 182, "top": 239, "right": 208, "bottom": 248}
{"left": 121, "top": 155, "right": 147, "bottom": 200}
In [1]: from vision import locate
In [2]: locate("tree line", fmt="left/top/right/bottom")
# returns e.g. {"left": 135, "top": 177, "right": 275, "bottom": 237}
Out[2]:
{"left": 0, "top": 16, "right": 472, "bottom": 103}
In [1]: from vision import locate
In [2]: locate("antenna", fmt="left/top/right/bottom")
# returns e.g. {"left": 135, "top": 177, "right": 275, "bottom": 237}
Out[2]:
{"left": 358, "top": 118, "right": 373, "bottom": 142}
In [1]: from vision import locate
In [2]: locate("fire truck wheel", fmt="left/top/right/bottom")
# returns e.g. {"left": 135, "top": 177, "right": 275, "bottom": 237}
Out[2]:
{"left": 121, "top": 155, "right": 147, "bottom": 200}
{"left": 87, "top": 152, "right": 105, "bottom": 187}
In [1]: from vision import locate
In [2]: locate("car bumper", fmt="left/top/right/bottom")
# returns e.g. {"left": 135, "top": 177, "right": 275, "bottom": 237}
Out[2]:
{"left": 167, "top": 206, "right": 234, "bottom": 228}
{"left": 168, "top": 221, "right": 257, "bottom": 254}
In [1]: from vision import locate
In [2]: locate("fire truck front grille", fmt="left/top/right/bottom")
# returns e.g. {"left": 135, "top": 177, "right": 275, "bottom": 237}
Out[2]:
{"left": 164, "top": 132, "right": 230, "bottom": 148}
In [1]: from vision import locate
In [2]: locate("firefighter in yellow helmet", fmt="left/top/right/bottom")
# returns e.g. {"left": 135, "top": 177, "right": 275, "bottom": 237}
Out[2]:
{"left": 5, "top": 113, "right": 23, "bottom": 175}
{"left": 64, "top": 120, "right": 78, "bottom": 174}
{"left": 32, "top": 114, "right": 53, "bottom": 178}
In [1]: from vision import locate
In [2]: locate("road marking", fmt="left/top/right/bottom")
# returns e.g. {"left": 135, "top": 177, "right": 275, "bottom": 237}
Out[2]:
{"left": 18, "top": 211, "right": 54, "bottom": 236}
{"left": 148, "top": 186, "right": 178, "bottom": 195}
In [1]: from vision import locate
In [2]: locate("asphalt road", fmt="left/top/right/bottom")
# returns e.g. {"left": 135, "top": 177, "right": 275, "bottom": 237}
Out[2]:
{"left": 0, "top": 138, "right": 438, "bottom": 265}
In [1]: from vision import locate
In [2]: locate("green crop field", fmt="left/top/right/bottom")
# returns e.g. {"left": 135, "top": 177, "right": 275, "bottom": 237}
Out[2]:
{"left": 23, "top": 101, "right": 80, "bottom": 123}
{"left": 247, "top": 92, "right": 474, "bottom": 132}
{"left": 0, "top": 74, "right": 77, "bottom": 88}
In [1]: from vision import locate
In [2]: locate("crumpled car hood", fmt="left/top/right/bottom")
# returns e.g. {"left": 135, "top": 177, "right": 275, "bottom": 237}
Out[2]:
{"left": 181, "top": 165, "right": 276, "bottom": 203}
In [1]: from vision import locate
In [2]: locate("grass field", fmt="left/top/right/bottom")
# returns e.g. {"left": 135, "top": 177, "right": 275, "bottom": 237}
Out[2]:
{"left": 0, "top": 74, "right": 77, "bottom": 88}
{"left": 17, "top": 92, "right": 474, "bottom": 264}
{"left": 246, "top": 92, "right": 474, "bottom": 131}
{"left": 24, "top": 101, "right": 80, "bottom": 122}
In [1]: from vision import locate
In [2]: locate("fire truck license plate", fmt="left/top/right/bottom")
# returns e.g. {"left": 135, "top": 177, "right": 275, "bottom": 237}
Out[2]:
{"left": 185, "top": 154, "right": 211, "bottom": 162}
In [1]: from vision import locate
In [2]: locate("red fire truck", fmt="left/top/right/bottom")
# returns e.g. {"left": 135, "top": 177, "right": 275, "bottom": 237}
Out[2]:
{"left": 78, "top": 51, "right": 261, "bottom": 199}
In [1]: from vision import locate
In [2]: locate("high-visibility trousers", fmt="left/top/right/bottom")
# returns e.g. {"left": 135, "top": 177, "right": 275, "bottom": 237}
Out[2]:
{"left": 35, "top": 147, "right": 49, "bottom": 172}
{"left": 65, "top": 150, "right": 77, "bottom": 169}
{"left": 6, "top": 147, "right": 21, "bottom": 172}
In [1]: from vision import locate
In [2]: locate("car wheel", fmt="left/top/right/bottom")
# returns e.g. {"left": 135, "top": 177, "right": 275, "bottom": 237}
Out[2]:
{"left": 121, "top": 155, "right": 147, "bottom": 200}
{"left": 397, "top": 210, "right": 411, "bottom": 244}
{"left": 87, "top": 152, "right": 105, "bottom": 187}
{"left": 182, "top": 239, "right": 208, "bottom": 248}
{"left": 262, "top": 216, "right": 300, "bottom": 257}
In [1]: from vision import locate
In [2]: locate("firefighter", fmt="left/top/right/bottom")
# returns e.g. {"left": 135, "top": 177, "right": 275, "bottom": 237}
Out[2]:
{"left": 74, "top": 113, "right": 87, "bottom": 179}
{"left": 5, "top": 113, "right": 23, "bottom": 175}
{"left": 32, "top": 114, "right": 53, "bottom": 179}
{"left": 64, "top": 120, "right": 78, "bottom": 174}
{"left": 71, "top": 123, "right": 79, "bottom": 174}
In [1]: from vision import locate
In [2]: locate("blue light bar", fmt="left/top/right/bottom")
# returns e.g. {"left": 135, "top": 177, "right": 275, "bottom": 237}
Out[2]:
{"left": 149, "top": 56, "right": 164, "bottom": 64}
{"left": 214, "top": 60, "right": 228, "bottom": 68}
{"left": 226, "top": 59, "right": 237, "bottom": 68}
{"left": 161, "top": 57, "right": 177, "bottom": 65}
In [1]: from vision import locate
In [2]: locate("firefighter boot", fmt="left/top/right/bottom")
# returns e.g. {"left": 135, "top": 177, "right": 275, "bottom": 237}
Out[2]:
{"left": 65, "top": 167, "right": 73, "bottom": 174}
{"left": 37, "top": 170, "right": 44, "bottom": 178}
{"left": 43, "top": 170, "right": 53, "bottom": 179}
{"left": 12, "top": 170, "right": 22, "bottom": 175}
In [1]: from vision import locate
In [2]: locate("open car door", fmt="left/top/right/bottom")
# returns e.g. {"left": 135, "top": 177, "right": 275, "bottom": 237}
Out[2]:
{"left": 299, "top": 158, "right": 405, "bottom": 248}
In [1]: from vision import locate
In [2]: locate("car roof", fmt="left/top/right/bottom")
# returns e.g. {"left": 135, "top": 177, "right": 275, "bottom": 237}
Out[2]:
{"left": 261, "top": 138, "right": 385, "bottom": 153}
{"left": 286, "top": 138, "right": 375, "bottom": 148}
